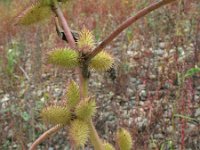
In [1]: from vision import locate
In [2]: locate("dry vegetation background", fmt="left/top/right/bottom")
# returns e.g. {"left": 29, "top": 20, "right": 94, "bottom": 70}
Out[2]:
{"left": 0, "top": 0, "right": 200, "bottom": 149}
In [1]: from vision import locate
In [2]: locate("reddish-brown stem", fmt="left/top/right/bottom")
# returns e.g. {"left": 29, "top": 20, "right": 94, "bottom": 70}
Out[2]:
{"left": 29, "top": 125, "right": 63, "bottom": 150}
{"left": 87, "top": 0, "right": 177, "bottom": 61}
{"left": 53, "top": 3, "right": 76, "bottom": 48}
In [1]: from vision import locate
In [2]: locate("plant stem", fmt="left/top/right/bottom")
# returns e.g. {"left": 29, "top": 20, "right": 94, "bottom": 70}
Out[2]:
{"left": 88, "top": 120, "right": 104, "bottom": 150}
{"left": 79, "top": 61, "right": 103, "bottom": 149}
{"left": 52, "top": 2, "right": 86, "bottom": 99}
{"left": 53, "top": 3, "right": 76, "bottom": 48}
{"left": 87, "top": 0, "right": 177, "bottom": 61}
{"left": 29, "top": 125, "right": 63, "bottom": 150}
{"left": 82, "top": 78, "right": 88, "bottom": 98}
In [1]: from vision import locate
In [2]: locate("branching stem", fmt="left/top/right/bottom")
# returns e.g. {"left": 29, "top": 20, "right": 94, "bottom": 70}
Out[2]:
{"left": 87, "top": 0, "right": 177, "bottom": 61}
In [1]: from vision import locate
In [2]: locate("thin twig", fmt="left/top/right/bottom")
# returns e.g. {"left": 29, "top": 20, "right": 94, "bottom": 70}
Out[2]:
{"left": 18, "top": 65, "right": 30, "bottom": 81}
{"left": 87, "top": 0, "right": 177, "bottom": 61}
{"left": 29, "top": 125, "right": 63, "bottom": 150}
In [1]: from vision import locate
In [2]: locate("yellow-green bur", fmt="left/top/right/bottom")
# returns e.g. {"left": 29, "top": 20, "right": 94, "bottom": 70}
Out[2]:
{"left": 66, "top": 80, "right": 80, "bottom": 109}
{"left": 69, "top": 120, "right": 89, "bottom": 148}
{"left": 116, "top": 128, "right": 133, "bottom": 150}
{"left": 103, "top": 142, "right": 115, "bottom": 150}
{"left": 47, "top": 48, "right": 79, "bottom": 69}
{"left": 77, "top": 28, "right": 95, "bottom": 48}
{"left": 75, "top": 98, "right": 96, "bottom": 121}
{"left": 18, "top": 3, "right": 52, "bottom": 26}
{"left": 89, "top": 51, "right": 114, "bottom": 72}
{"left": 41, "top": 106, "right": 71, "bottom": 125}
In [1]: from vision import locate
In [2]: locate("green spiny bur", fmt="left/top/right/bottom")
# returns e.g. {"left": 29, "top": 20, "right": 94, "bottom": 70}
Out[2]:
{"left": 47, "top": 48, "right": 79, "bottom": 69}
{"left": 89, "top": 51, "right": 114, "bottom": 72}
{"left": 75, "top": 98, "right": 96, "bottom": 121}
{"left": 69, "top": 120, "right": 89, "bottom": 148}
{"left": 116, "top": 128, "right": 132, "bottom": 150}
{"left": 41, "top": 105, "right": 71, "bottom": 125}
{"left": 66, "top": 80, "right": 80, "bottom": 109}
{"left": 17, "top": 2, "right": 52, "bottom": 25}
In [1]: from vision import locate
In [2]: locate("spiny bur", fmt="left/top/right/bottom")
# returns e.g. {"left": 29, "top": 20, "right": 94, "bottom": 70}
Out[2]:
{"left": 15, "top": 0, "right": 70, "bottom": 26}
{"left": 103, "top": 142, "right": 115, "bottom": 150}
{"left": 47, "top": 48, "right": 79, "bottom": 69}
{"left": 66, "top": 80, "right": 80, "bottom": 109}
{"left": 75, "top": 98, "right": 96, "bottom": 121}
{"left": 16, "top": 1, "right": 52, "bottom": 25}
{"left": 41, "top": 106, "right": 71, "bottom": 125}
{"left": 116, "top": 128, "right": 133, "bottom": 150}
{"left": 77, "top": 28, "right": 95, "bottom": 53}
{"left": 69, "top": 120, "right": 89, "bottom": 148}
{"left": 89, "top": 51, "right": 114, "bottom": 72}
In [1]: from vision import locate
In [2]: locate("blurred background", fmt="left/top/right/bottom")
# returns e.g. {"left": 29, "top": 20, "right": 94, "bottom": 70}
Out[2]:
{"left": 0, "top": 0, "right": 200, "bottom": 149}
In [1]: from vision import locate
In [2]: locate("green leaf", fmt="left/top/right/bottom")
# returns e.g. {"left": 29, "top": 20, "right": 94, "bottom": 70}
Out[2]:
{"left": 21, "top": 112, "right": 31, "bottom": 121}
{"left": 184, "top": 67, "right": 200, "bottom": 78}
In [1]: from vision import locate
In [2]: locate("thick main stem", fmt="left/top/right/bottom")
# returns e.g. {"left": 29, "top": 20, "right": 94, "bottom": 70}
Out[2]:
{"left": 79, "top": 65, "right": 103, "bottom": 149}
{"left": 82, "top": 78, "right": 88, "bottom": 98}
{"left": 87, "top": 0, "right": 177, "bottom": 61}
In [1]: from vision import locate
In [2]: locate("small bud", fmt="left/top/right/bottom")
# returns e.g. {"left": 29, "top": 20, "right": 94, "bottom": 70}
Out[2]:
{"left": 75, "top": 98, "right": 96, "bottom": 121}
{"left": 41, "top": 106, "right": 71, "bottom": 125}
{"left": 89, "top": 51, "right": 114, "bottom": 72}
{"left": 69, "top": 120, "right": 89, "bottom": 148}
{"left": 47, "top": 48, "right": 79, "bottom": 69}
{"left": 116, "top": 128, "right": 132, "bottom": 150}
{"left": 66, "top": 80, "right": 80, "bottom": 109}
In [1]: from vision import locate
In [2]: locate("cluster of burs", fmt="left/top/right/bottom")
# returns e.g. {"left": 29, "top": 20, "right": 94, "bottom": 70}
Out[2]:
{"left": 16, "top": 0, "right": 133, "bottom": 149}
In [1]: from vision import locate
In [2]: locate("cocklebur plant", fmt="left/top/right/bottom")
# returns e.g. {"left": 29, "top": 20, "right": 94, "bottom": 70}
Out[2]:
{"left": 15, "top": 0, "right": 177, "bottom": 149}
